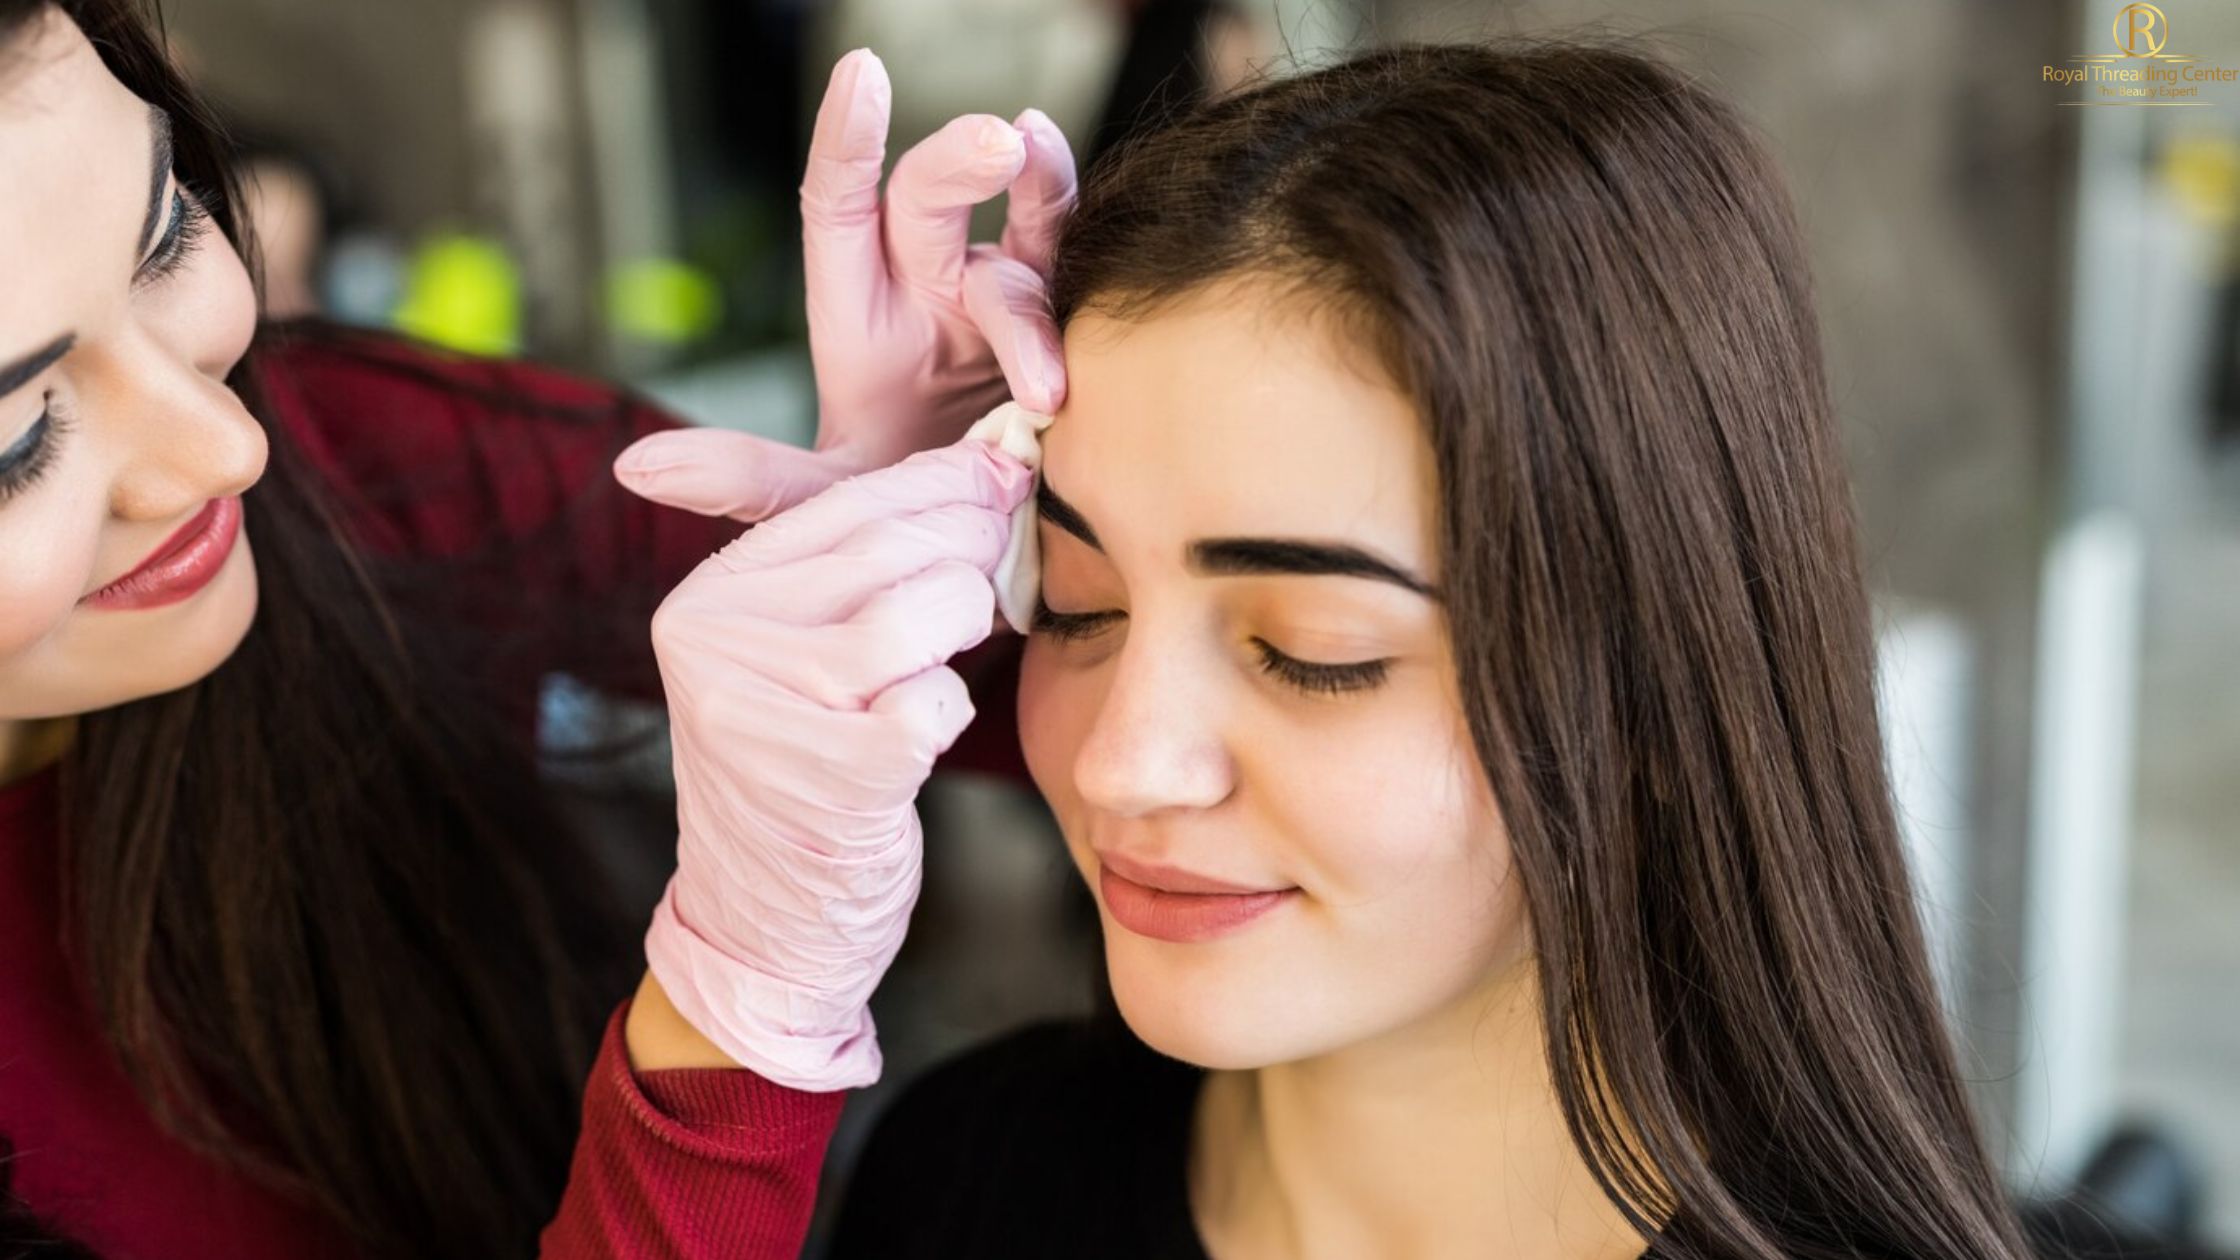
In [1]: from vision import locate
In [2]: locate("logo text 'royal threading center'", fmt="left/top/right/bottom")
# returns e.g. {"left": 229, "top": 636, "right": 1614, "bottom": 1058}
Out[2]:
{"left": 2042, "top": 4, "right": 2239, "bottom": 106}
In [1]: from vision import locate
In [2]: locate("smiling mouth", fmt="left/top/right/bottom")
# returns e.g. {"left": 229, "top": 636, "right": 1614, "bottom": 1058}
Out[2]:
{"left": 80, "top": 496, "right": 244, "bottom": 611}
{"left": 1092, "top": 849, "right": 1301, "bottom": 944}
{"left": 1095, "top": 848, "right": 1288, "bottom": 896}
{"left": 1097, "top": 865, "right": 1299, "bottom": 943}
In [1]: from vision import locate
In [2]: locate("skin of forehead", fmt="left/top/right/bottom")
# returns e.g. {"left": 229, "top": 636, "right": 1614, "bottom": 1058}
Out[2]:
{"left": 0, "top": 13, "right": 147, "bottom": 387}
{"left": 1045, "top": 277, "right": 1439, "bottom": 583}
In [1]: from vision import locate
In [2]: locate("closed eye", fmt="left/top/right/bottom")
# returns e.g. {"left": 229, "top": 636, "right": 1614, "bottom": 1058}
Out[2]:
{"left": 1249, "top": 639, "right": 1390, "bottom": 696}
{"left": 0, "top": 399, "right": 72, "bottom": 505}
{"left": 135, "top": 185, "right": 211, "bottom": 290}
{"left": 1027, "top": 599, "right": 1120, "bottom": 642}
{"left": 1029, "top": 598, "right": 1393, "bottom": 697}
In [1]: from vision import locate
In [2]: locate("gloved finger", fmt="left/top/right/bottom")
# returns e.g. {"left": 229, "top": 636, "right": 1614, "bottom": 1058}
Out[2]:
{"left": 883, "top": 112, "right": 1026, "bottom": 300}
{"left": 962, "top": 244, "right": 1066, "bottom": 413}
{"left": 729, "top": 501, "right": 1013, "bottom": 626}
{"left": 692, "top": 783, "right": 919, "bottom": 921}
{"left": 736, "top": 701, "right": 950, "bottom": 847}
{"left": 801, "top": 48, "right": 892, "bottom": 343}
{"left": 998, "top": 107, "right": 1077, "bottom": 277}
{"left": 614, "top": 428, "right": 855, "bottom": 523}
{"left": 753, "top": 560, "right": 1000, "bottom": 710}
{"left": 867, "top": 663, "right": 978, "bottom": 763}
{"left": 717, "top": 439, "right": 1033, "bottom": 573}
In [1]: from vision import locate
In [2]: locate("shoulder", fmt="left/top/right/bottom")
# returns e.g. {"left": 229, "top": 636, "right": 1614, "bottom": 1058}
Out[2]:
{"left": 248, "top": 322, "right": 686, "bottom": 560}
{"left": 827, "top": 1017, "right": 1207, "bottom": 1258}
{"left": 254, "top": 321, "right": 637, "bottom": 427}
{"left": 252, "top": 322, "right": 674, "bottom": 485}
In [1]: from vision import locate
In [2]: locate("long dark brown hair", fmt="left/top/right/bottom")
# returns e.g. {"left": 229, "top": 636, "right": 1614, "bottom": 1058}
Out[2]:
{"left": 1053, "top": 38, "right": 2036, "bottom": 1260}
{"left": 3, "top": 2, "right": 654, "bottom": 1256}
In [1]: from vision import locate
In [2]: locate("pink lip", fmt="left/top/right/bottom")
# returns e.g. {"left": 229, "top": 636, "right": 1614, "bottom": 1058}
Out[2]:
{"left": 81, "top": 496, "right": 243, "bottom": 611}
{"left": 1095, "top": 851, "right": 1299, "bottom": 944}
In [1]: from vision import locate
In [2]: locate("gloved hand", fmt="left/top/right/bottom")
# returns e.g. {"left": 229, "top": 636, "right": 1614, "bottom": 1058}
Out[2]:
{"left": 612, "top": 47, "right": 1074, "bottom": 523}
{"left": 640, "top": 435, "right": 1035, "bottom": 1090}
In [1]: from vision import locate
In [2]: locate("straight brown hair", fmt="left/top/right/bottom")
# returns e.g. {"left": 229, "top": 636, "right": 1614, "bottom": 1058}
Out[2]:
{"left": 1052, "top": 38, "right": 2036, "bottom": 1260}
{"left": 3, "top": 2, "right": 650, "bottom": 1255}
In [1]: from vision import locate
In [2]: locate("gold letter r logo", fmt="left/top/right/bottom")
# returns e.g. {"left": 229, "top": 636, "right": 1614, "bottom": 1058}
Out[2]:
{"left": 2115, "top": 3, "right": 2168, "bottom": 56}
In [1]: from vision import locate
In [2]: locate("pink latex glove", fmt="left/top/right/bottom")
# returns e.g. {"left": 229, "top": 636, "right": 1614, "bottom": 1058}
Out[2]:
{"left": 641, "top": 436, "right": 1034, "bottom": 1089}
{"left": 612, "top": 47, "right": 1075, "bottom": 523}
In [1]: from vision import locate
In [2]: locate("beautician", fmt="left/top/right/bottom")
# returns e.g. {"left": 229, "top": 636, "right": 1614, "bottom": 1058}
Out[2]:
{"left": 0, "top": 1, "right": 1065, "bottom": 1255}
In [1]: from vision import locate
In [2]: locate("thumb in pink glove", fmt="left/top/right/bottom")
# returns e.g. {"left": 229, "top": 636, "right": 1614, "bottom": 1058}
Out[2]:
{"left": 642, "top": 434, "right": 1035, "bottom": 1090}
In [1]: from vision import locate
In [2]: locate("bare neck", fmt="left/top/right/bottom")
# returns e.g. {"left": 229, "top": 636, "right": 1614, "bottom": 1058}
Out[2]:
{"left": 1188, "top": 961, "right": 1658, "bottom": 1260}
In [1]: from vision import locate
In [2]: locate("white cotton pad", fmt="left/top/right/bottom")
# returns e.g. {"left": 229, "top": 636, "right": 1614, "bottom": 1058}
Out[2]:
{"left": 964, "top": 400, "right": 1057, "bottom": 635}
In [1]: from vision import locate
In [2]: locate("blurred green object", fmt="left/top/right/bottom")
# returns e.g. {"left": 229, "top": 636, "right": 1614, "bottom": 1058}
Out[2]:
{"left": 392, "top": 234, "right": 523, "bottom": 357}
{"left": 608, "top": 257, "right": 725, "bottom": 347}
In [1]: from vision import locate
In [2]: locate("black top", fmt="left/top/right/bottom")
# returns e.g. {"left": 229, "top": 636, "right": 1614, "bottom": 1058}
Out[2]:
{"left": 824, "top": 1017, "right": 1669, "bottom": 1259}
{"left": 826, "top": 1017, "right": 1214, "bottom": 1258}
{"left": 822, "top": 1020, "right": 2232, "bottom": 1260}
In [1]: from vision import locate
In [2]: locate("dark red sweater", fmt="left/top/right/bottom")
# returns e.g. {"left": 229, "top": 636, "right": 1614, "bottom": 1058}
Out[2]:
{"left": 0, "top": 328, "right": 1029, "bottom": 1258}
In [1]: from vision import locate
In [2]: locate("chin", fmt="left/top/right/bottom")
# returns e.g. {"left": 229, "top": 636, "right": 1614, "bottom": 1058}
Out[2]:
{"left": 1102, "top": 936, "right": 1353, "bottom": 1071}
{"left": 1111, "top": 977, "right": 1266, "bottom": 1070}
{"left": 201, "top": 540, "right": 261, "bottom": 664}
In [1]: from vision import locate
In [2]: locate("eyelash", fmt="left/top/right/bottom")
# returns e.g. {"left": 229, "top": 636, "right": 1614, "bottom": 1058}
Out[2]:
{"left": 0, "top": 395, "right": 74, "bottom": 504}
{"left": 1028, "top": 598, "right": 1393, "bottom": 697}
{"left": 138, "top": 184, "right": 212, "bottom": 289}
{"left": 0, "top": 183, "right": 213, "bottom": 505}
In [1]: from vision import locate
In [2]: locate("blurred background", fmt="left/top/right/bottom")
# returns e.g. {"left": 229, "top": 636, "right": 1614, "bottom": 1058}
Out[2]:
{"left": 157, "top": 0, "right": 2236, "bottom": 1253}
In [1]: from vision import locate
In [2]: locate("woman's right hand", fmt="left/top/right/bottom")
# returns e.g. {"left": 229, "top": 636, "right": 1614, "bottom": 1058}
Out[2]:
{"left": 637, "top": 436, "right": 1035, "bottom": 1090}
{"left": 612, "top": 48, "right": 1072, "bottom": 524}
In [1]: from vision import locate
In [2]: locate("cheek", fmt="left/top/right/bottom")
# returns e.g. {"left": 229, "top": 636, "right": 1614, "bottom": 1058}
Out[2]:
{"left": 1257, "top": 689, "right": 1502, "bottom": 903}
{"left": 1016, "top": 638, "right": 1090, "bottom": 810}
{"left": 0, "top": 519, "right": 261, "bottom": 721}
{"left": 1266, "top": 707, "right": 1523, "bottom": 1028}
{"left": 0, "top": 468, "right": 108, "bottom": 661}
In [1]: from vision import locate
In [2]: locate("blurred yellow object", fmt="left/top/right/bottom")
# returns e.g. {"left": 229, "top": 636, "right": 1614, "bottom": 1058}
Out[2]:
{"left": 392, "top": 234, "right": 523, "bottom": 357}
{"left": 2160, "top": 133, "right": 2240, "bottom": 230}
{"left": 608, "top": 258, "right": 724, "bottom": 347}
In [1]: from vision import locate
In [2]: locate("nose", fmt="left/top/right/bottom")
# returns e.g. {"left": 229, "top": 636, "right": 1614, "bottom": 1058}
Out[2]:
{"left": 1070, "top": 628, "right": 1236, "bottom": 817}
{"left": 101, "top": 336, "right": 266, "bottom": 523}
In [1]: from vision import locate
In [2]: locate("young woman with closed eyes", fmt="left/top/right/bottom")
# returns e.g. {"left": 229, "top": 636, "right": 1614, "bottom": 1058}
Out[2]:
{"left": 810, "top": 39, "right": 2048, "bottom": 1260}
{"left": 0, "top": 6, "right": 2053, "bottom": 1258}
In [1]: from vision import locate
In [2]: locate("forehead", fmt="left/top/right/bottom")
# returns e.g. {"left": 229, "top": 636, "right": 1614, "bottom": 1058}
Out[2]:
{"left": 1045, "top": 275, "right": 1438, "bottom": 567}
{"left": 0, "top": 12, "right": 148, "bottom": 350}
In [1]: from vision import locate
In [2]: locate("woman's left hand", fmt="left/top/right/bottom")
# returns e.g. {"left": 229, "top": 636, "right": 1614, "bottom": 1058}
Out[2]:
{"left": 614, "top": 48, "right": 1074, "bottom": 524}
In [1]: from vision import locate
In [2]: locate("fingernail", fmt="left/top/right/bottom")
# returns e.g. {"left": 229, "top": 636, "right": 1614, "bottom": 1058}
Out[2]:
{"left": 616, "top": 438, "right": 673, "bottom": 475}
{"left": 977, "top": 117, "right": 1019, "bottom": 153}
{"left": 839, "top": 54, "right": 889, "bottom": 150}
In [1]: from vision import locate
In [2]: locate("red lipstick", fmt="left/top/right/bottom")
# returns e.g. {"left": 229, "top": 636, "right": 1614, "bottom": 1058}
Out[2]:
{"left": 81, "top": 496, "right": 243, "bottom": 612}
{"left": 1094, "top": 849, "right": 1299, "bottom": 944}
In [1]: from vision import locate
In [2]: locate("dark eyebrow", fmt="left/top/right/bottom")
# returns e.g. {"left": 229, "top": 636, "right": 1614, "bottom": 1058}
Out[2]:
{"left": 1193, "top": 537, "right": 1442, "bottom": 599}
{"left": 137, "top": 104, "right": 173, "bottom": 265}
{"left": 0, "top": 335, "right": 75, "bottom": 402}
{"left": 1036, "top": 475, "right": 1441, "bottom": 600}
{"left": 1035, "top": 476, "right": 1102, "bottom": 550}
